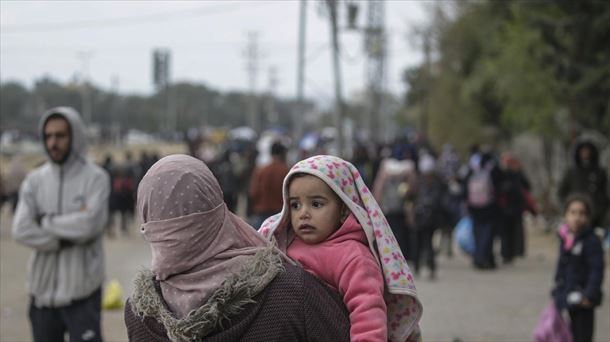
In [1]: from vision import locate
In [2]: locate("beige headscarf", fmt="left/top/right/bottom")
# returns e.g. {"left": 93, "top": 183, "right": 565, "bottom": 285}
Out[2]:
{"left": 137, "top": 154, "right": 270, "bottom": 318}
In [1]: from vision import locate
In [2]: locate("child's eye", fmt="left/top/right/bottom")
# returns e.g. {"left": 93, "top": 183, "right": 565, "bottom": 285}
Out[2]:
{"left": 312, "top": 201, "right": 323, "bottom": 208}
{"left": 290, "top": 202, "right": 301, "bottom": 210}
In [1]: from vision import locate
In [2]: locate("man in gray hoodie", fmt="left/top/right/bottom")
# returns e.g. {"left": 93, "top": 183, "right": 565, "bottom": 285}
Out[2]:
{"left": 12, "top": 107, "right": 110, "bottom": 342}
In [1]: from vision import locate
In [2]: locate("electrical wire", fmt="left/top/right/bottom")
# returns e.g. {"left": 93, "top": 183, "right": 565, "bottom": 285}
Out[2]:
{"left": 338, "top": 41, "right": 362, "bottom": 65}
{"left": 305, "top": 42, "right": 330, "bottom": 64}
{"left": 305, "top": 76, "right": 332, "bottom": 103}
{"left": 2, "top": 2, "right": 269, "bottom": 33}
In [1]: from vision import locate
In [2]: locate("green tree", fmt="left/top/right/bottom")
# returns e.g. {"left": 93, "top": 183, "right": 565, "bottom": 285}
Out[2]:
{"left": 0, "top": 82, "right": 29, "bottom": 130}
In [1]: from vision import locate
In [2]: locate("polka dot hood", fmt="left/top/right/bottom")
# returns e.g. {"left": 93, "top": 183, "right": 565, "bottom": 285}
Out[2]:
{"left": 259, "top": 155, "right": 423, "bottom": 342}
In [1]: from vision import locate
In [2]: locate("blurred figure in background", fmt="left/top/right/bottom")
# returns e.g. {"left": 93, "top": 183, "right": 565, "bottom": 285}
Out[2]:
{"left": 138, "top": 150, "right": 158, "bottom": 178}
{"left": 111, "top": 165, "right": 136, "bottom": 236}
{"left": 437, "top": 144, "right": 464, "bottom": 257}
{"left": 373, "top": 146, "right": 416, "bottom": 261}
{"left": 249, "top": 141, "right": 289, "bottom": 228}
{"left": 236, "top": 144, "right": 258, "bottom": 218}
{"left": 12, "top": 107, "right": 110, "bottom": 342}
{"left": 352, "top": 142, "right": 372, "bottom": 187}
{"left": 101, "top": 155, "right": 114, "bottom": 180}
{"left": 413, "top": 154, "right": 446, "bottom": 279}
{"left": 498, "top": 152, "right": 531, "bottom": 262}
{"left": 466, "top": 149, "right": 502, "bottom": 270}
{"left": 209, "top": 149, "right": 239, "bottom": 213}
{"left": 0, "top": 172, "right": 4, "bottom": 216}
{"left": 101, "top": 154, "right": 116, "bottom": 237}
{"left": 3, "top": 155, "right": 27, "bottom": 213}
{"left": 558, "top": 140, "right": 608, "bottom": 230}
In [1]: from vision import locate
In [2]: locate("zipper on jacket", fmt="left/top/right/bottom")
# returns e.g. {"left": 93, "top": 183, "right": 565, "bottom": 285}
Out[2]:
{"left": 50, "top": 166, "right": 64, "bottom": 307}
{"left": 58, "top": 166, "right": 63, "bottom": 214}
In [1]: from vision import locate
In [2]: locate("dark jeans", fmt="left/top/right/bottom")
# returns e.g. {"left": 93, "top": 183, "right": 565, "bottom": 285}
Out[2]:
{"left": 501, "top": 216, "right": 516, "bottom": 262}
{"left": 414, "top": 227, "right": 436, "bottom": 274}
{"left": 514, "top": 215, "right": 525, "bottom": 257}
{"left": 501, "top": 215, "right": 525, "bottom": 261}
{"left": 29, "top": 288, "right": 102, "bottom": 342}
{"left": 438, "top": 224, "right": 454, "bottom": 257}
{"left": 569, "top": 308, "right": 594, "bottom": 342}
{"left": 386, "top": 213, "right": 412, "bottom": 261}
{"left": 473, "top": 216, "right": 495, "bottom": 268}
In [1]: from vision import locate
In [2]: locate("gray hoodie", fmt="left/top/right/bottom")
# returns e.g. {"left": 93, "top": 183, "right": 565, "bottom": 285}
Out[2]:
{"left": 12, "top": 107, "right": 110, "bottom": 308}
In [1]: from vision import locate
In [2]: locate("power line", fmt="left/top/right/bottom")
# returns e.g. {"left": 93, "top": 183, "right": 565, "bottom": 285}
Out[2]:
{"left": 1, "top": 40, "right": 329, "bottom": 52}
{"left": 1, "top": 3, "right": 265, "bottom": 33}
{"left": 305, "top": 76, "right": 333, "bottom": 104}
{"left": 305, "top": 42, "right": 329, "bottom": 64}
{"left": 339, "top": 42, "right": 362, "bottom": 65}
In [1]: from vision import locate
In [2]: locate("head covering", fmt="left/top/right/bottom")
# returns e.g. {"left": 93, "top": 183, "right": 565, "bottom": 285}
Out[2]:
{"left": 38, "top": 106, "right": 87, "bottom": 164}
{"left": 573, "top": 140, "right": 599, "bottom": 169}
{"left": 418, "top": 154, "right": 436, "bottom": 174}
{"left": 259, "top": 155, "right": 422, "bottom": 342}
{"left": 137, "top": 154, "right": 271, "bottom": 318}
{"left": 500, "top": 151, "right": 521, "bottom": 171}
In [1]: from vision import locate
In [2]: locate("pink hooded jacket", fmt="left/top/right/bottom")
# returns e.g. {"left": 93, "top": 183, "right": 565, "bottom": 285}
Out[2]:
{"left": 288, "top": 214, "right": 386, "bottom": 341}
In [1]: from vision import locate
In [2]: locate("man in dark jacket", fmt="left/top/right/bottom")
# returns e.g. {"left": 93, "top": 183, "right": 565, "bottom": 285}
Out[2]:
{"left": 558, "top": 140, "right": 609, "bottom": 228}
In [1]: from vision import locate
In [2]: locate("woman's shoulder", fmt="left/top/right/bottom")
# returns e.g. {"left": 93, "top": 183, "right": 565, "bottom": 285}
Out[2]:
{"left": 124, "top": 298, "right": 170, "bottom": 341}
{"left": 269, "top": 262, "right": 346, "bottom": 304}
{"left": 269, "top": 262, "right": 322, "bottom": 292}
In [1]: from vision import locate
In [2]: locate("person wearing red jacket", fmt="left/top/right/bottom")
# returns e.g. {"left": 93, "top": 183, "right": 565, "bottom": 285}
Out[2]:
{"left": 249, "top": 141, "right": 290, "bottom": 228}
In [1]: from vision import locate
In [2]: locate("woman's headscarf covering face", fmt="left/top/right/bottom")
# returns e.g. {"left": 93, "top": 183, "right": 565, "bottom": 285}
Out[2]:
{"left": 259, "top": 155, "right": 422, "bottom": 342}
{"left": 137, "top": 154, "right": 269, "bottom": 318}
{"left": 137, "top": 154, "right": 222, "bottom": 223}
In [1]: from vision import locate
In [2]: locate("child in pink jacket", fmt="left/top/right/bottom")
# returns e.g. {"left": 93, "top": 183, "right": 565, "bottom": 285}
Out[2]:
{"left": 260, "top": 155, "right": 423, "bottom": 342}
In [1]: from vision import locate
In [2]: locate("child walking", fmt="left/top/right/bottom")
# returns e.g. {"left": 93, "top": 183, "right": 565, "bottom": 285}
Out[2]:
{"left": 552, "top": 194, "right": 605, "bottom": 342}
{"left": 260, "top": 155, "right": 422, "bottom": 342}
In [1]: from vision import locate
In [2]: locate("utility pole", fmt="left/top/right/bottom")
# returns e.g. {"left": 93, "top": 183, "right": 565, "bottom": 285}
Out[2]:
{"left": 244, "top": 31, "right": 261, "bottom": 133}
{"left": 77, "top": 51, "right": 93, "bottom": 125}
{"left": 421, "top": 30, "right": 431, "bottom": 138}
{"left": 110, "top": 75, "right": 120, "bottom": 145}
{"left": 267, "top": 65, "right": 278, "bottom": 125}
{"left": 327, "top": 0, "right": 345, "bottom": 157}
{"left": 365, "top": 0, "right": 386, "bottom": 143}
{"left": 295, "top": 0, "right": 307, "bottom": 142}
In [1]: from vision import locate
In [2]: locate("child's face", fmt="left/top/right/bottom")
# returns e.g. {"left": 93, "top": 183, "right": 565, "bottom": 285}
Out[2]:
{"left": 288, "top": 175, "right": 345, "bottom": 245}
{"left": 565, "top": 201, "right": 589, "bottom": 233}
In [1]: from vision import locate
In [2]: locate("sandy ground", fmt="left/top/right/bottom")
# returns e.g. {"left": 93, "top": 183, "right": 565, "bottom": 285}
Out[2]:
{"left": 1, "top": 206, "right": 609, "bottom": 342}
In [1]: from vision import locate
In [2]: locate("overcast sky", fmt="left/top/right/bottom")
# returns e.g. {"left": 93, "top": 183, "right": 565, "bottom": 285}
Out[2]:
{"left": 1, "top": 1, "right": 430, "bottom": 100}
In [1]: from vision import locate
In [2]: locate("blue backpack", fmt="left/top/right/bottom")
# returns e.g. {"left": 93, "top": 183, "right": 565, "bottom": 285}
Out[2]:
{"left": 455, "top": 216, "right": 474, "bottom": 255}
